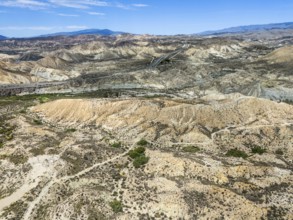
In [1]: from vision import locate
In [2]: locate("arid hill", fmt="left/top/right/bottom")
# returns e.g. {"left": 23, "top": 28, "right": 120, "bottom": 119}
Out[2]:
{"left": 0, "top": 33, "right": 292, "bottom": 219}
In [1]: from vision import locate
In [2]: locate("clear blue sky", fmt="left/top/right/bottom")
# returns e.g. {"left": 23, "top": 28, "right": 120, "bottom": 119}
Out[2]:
{"left": 0, "top": 0, "right": 293, "bottom": 37}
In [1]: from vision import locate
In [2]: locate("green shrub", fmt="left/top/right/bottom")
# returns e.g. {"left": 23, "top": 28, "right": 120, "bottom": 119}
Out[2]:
{"left": 111, "top": 142, "right": 122, "bottom": 148}
{"left": 133, "top": 155, "right": 149, "bottom": 168}
{"left": 38, "top": 96, "right": 50, "bottom": 103}
{"left": 128, "top": 147, "right": 149, "bottom": 168}
{"left": 137, "top": 139, "right": 148, "bottom": 146}
{"left": 275, "top": 149, "right": 284, "bottom": 155}
{"left": 65, "top": 128, "right": 76, "bottom": 133}
{"left": 251, "top": 146, "right": 266, "bottom": 155}
{"left": 109, "top": 200, "right": 123, "bottom": 213}
{"left": 128, "top": 147, "right": 145, "bottom": 159}
{"left": 33, "top": 119, "right": 42, "bottom": 125}
{"left": 182, "top": 146, "right": 200, "bottom": 153}
{"left": 226, "top": 148, "right": 248, "bottom": 159}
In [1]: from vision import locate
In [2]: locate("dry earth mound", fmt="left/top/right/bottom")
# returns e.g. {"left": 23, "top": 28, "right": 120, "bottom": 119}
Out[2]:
{"left": 32, "top": 97, "right": 293, "bottom": 154}
{"left": 264, "top": 45, "right": 293, "bottom": 64}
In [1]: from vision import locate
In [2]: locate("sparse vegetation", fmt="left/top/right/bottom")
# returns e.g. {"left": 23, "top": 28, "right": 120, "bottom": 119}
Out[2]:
{"left": 111, "top": 142, "right": 122, "bottom": 148}
{"left": 109, "top": 199, "right": 123, "bottom": 213}
{"left": 33, "top": 119, "right": 43, "bottom": 125}
{"left": 137, "top": 139, "right": 148, "bottom": 146}
{"left": 0, "top": 152, "right": 28, "bottom": 164}
{"left": 128, "top": 147, "right": 149, "bottom": 168}
{"left": 9, "top": 154, "right": 28, "bottom": 165}
{"left": 30, "top": 146, "right": 46, "bottom": 156}
{"left": 251, "top": 146, "right": 266, "bottom": 155}
{"left": 275, "top": 149, "right": 284, "bottom": 155}
{"left": 226, "top": 148, "right": 248, "bottom": 159}
{"left": 182, "top": 146, "right": 200, "bottom": 153}
{"left": 38, "top": 96, "right": 50, "bottom": 103}
{"left": 0, "top": 33, "right": 293, "bottom": 220}
{"left": 65, "top": 128, "right": 77, "bottom": 133}
{"left": 133, "top": 155, "right": 149, "bottom": 168}
{"left": 0, "top": 123, "right": 15, "bottom": 147}
{"left": 2, "top": 200, "right": 27, "bottom": 219}
{"left": 128, "top": 147, "right": 146, "bottom": 159}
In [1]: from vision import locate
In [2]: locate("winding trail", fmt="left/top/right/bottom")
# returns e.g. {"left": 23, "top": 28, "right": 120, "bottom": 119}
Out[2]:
{"left": 22, "top": 180, "right": 55, "bottom": 220}
{"left": 22, "top": 143, "right": 136, "bottom": 220}
{"left": 0, "top": 156, "right": 59, "bottom": 212}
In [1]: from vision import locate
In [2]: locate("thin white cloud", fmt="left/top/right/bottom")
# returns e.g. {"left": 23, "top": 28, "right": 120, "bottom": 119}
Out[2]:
{"left": 48, "top": 0, "right": 109, "bottom": 9}
{"left": 132, "top": 4, "right": 148, "bottom": 7}
{"left": 115, "top": 2, "right": 149, "bottom": 10}
{"left": 58, "top": 13, "right": 79, "bottom": 17}
{"left": 0, "top": 0, "right": 49, "bottom": 9}
{"left": 88, "top": 12, "right": 105, "bottom": 15}
{"left": 0, "top": 0, "right": 150, "bottom": 10}
{"left": 115, "top": 2, "right": 130, "bottom": 10}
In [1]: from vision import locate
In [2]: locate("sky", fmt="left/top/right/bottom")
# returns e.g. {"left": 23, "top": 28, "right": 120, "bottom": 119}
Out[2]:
{"left": 0, "top": 0, "right": 293, "bottom": 37}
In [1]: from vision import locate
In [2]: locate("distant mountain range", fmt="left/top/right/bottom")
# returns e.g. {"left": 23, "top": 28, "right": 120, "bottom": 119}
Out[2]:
{"left": 198, "top": 22, "right": 293, "bottom": 36}
{"left": 1, "top": 22, "right": 293, "bottom": 39}
{"left": 0, "top": 35, "right": 7, "bottom": 40}
{"left": 38, "top": 29, "right": 126, "bottom": 37}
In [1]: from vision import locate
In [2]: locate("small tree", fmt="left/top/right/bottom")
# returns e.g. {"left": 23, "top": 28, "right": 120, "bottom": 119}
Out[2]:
{"left": 133, "top": 155, "right": 149, "bottom": 168}
{"left": 128, "top": 147, "right": 146, "bottom": 159}
{"left": 109, "top": 200, "right": 123, "bottom": 213}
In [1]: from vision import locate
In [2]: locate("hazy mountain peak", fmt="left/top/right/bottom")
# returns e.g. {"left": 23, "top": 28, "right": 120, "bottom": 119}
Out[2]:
{"left": 199, "top": 21, "right": 293, "bottom": 36}
{"left": 38, "top": 29, "right": 126, "bottom": 38}
{"left": 0, "top": 35, "right": 7, "bottom": 40}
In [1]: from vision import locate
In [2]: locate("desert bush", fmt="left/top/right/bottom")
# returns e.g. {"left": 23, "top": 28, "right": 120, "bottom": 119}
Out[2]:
{"left": 38, "top": 96, "right": 50, "bottom": 103}
{"left": 111, "top": 142, "right": 122, "bottom": 148}
{"left": 65, "top": 128, "right": 77, "bottom": 133}
{"left": 226, "top": 148, "right": 248, "bottom": 159}
{"left": 128, "top": 147, "right": 149, "bottom": 168}
{"left": 128, "top": 147, "right": 146, "bottom": 159}
{"left": 137, "top": 139, "right": 148, "bottom": 146}
{"left": 33, "top": 119, "right": 42, "bottom": 125}
{"left": 182, "top": 146, "right": 200, "bottom": 153}
{"left": 275, "top": 149, "right": 284, "bottom": 155}
{"left": 133, "top": 155, "right": 149, "bottom": 168}
{"left": 9, "top": 154, "right": 28, "bottom": 165}
{"left": 109, "top": 200, "right": 123, "bottom": 213}
{"left": 251, "top": 146, "right": 266, "bottom": 155}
